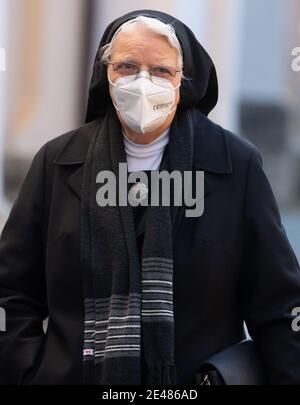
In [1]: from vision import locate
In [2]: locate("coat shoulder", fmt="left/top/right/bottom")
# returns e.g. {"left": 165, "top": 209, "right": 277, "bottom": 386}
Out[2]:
{"left": 191, "top": 108, "right": 262, "bottom": 174}
{"left": 224, "top": 128, "right": 262, "bottom": 162}
{"left": 42, "top": 119, "right": 101, "bottom": 166}
{"left": 203, "top": 113, "right": 261, "bottom": 159}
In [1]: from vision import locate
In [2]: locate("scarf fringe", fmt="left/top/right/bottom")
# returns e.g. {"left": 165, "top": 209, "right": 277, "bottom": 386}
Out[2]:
{"left": 146, "top": 364, "right": 178, "bottom": 385}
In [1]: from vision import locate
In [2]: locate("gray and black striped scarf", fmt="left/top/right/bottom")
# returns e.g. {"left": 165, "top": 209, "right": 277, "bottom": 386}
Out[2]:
{"left": 81, "top": 108, "right": 194, "bottom": 385}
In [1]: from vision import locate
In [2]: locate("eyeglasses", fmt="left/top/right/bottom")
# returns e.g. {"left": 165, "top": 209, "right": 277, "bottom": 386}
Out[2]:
{"left": 107, "top": 60, "right": 181, "bottom": 81}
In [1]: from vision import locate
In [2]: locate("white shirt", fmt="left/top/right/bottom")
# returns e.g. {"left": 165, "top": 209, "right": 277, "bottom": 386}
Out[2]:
{"left": 122, "top": 129, "right": 170, "bottom": 172}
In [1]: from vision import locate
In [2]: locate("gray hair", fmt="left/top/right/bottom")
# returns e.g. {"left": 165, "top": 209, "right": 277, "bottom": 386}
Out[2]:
{"left": 99, "top": 16, "right": 184, "bottom": 70}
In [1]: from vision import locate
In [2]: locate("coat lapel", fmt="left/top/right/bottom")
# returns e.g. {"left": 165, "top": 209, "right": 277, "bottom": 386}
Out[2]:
{"left": 67, "top": 165, "right": 85, "bottom": 200}
{"left": 171, "top": 111, "right": 233, "bottom": 239}
{"left": 53, "top": 120, "right": 100, "bottom": 200}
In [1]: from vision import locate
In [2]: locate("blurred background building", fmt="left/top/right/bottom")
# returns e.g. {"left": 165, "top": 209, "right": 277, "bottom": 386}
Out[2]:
{"left": 0, "top": 0, "right": 300, "bottom": 258}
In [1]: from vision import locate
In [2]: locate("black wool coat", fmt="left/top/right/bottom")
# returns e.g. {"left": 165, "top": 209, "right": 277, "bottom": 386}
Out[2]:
{"left": 1, "top": 110, "right": 300, "bottom": 385}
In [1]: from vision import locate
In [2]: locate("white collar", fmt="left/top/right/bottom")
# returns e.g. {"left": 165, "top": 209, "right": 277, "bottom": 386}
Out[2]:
{"left": 122, "top": 129, "right": 170, "bottom": 172}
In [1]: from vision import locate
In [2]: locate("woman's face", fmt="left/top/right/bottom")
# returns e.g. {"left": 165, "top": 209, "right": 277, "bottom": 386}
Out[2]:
{"left": 107, "top": 24, "right": 182, "bottom": 143}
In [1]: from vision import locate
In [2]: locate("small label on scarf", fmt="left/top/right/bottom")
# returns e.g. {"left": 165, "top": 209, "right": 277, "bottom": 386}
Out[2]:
{"left": 84, "top": 349, "right": 95, "bottom": 356}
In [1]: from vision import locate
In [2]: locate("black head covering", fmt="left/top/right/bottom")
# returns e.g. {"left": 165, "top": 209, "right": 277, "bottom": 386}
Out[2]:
{"left": 85, "top": 9, "right": 218, "bottom": 123}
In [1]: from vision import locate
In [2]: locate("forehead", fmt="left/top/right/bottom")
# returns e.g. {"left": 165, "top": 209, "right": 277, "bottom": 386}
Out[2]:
{"left": 111, "top": 25, "right": 179, "bottom": 65}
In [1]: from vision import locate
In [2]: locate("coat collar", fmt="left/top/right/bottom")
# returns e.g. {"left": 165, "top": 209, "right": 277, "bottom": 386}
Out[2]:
{"left": 192, "top": 110, "right": 233, "bottom": 174}
{"left": 53, "top": 112, "right": 232, "bottom": 200}
{"left": 53, "top": 120, "right": 99, "bottom": 199}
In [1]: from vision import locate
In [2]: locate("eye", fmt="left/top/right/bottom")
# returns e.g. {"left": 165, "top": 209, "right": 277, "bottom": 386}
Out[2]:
{"left": 120, "top": 63, "right": 135, "bottom": 70}
{"left": 151, "top": 66, "right": 174, "bottom": 77}
{"left": 114, "top": 62, "right": 139, "bottom": 75}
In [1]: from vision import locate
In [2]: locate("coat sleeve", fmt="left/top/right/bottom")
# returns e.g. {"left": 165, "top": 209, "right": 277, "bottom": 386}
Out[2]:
{"left": 0, "top": 145, "right": 48, "bottom": 385}
{"left": 241, "top": 149, "right": 300, "bottom": 385}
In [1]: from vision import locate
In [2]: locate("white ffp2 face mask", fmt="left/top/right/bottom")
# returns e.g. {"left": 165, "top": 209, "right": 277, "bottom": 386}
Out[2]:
{"left": 108, "top": 73, "right": 180, "bottom": 135}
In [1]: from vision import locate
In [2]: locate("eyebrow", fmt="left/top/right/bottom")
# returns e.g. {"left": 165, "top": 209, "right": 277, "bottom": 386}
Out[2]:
{"left": 125, "top": 58, "right": 138, "bottom": 64}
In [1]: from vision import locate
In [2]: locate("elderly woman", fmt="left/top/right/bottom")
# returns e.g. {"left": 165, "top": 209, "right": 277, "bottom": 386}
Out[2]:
{"left": 1, "top": 9, "right": 300, "bottom": 386}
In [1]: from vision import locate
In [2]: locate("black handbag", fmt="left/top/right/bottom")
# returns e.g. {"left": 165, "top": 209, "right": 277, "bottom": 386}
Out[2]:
{"left": 194, "top": 339, "right": 266, "bottom": 385}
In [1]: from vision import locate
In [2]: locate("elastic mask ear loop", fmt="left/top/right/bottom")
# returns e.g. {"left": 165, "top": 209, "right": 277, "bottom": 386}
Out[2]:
{"left": 107, "top": 75, "right": 122, "bottom": 112}
{"left": 168, "top": 81, "right": 181, "bottom": 116}
{"left": 107, "top": 74, "right": 118, "bottom": 89}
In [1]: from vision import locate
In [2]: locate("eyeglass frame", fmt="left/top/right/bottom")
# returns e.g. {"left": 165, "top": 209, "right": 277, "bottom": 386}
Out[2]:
{"left": 105, "top": 59, "right": 182, "bottom": 81}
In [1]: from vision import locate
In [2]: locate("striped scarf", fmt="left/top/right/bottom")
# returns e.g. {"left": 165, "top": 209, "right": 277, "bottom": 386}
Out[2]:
{"left": 81, "top": 108, "right": 194, "bottom": 385}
